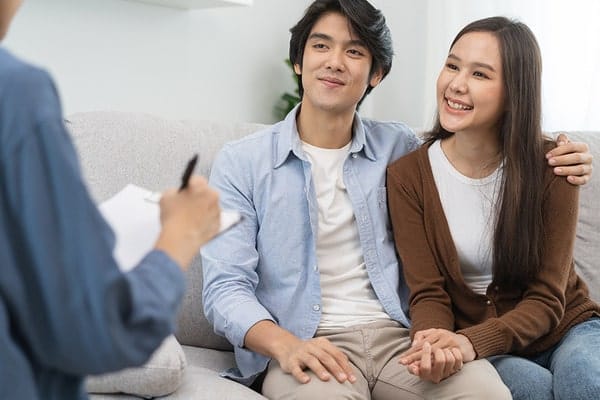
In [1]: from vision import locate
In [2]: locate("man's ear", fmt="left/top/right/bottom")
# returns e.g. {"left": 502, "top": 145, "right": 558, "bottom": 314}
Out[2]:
{"left": 293, "top": 63, "right": 302, "bottom": 75}
{"left": 369, "top": 67, "right": 384, "bottom": 88}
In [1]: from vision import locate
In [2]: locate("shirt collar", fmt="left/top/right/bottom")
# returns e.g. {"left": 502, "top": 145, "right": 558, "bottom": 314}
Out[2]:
{"left": 273, "top": 104, "right": 376, "bottom": 169}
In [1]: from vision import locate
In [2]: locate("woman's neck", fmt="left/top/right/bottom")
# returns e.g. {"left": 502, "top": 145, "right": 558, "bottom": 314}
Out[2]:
{"left": 441, "top": 132, "right": 502, "bottom": 179}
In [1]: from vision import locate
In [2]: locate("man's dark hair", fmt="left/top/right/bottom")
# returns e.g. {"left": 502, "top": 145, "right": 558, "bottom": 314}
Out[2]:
{"left": 289, "top": 0, "right": 393, "bottom": 103}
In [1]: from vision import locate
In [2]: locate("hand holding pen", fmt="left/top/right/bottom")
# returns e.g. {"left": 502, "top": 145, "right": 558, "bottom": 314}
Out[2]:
{"left": 179, "top": 153, "right": 199, "bottom": 191}
{"left": 154, "top": 154, "right": 221, "bottom": 268}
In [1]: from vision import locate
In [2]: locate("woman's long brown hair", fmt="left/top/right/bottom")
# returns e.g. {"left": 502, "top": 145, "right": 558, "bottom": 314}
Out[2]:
{"left": 425, "top": 17, "right": 547, "bottom": 290}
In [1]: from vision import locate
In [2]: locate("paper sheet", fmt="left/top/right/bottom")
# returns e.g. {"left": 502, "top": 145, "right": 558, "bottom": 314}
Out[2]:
{"left": 99, "top": 184, "right": 241, "bottom": 271}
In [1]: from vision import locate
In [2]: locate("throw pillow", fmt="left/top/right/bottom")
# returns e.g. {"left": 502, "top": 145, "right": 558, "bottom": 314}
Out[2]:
{"left": 86, "top": 335, "right": 186, "bottom": 398}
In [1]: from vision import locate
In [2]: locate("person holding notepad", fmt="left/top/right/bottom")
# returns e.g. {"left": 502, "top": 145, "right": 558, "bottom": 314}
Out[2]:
{"left": 0, "top": 1, "right": 221, "bottom": 399}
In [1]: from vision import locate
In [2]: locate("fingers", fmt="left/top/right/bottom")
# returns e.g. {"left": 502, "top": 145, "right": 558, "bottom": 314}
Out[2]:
{"left": 546, "top": 139, "right": 594, "bottom": 186}
{"left": 415, "top": 342, "right": 444, "bottom": 383}
{"left": 400, "top": 347, "right": 423, "bottom": 365}
{"left": 186, "top": 175, "right": 212, "bottom": 196}
{"left": 411, "top": 342, "right": 463, "bottom": 384}
{"left": 547, "top": 151, "right": 593, "bottom": 168}
{"left": 554, "top": 132, "right": 570, "bottom": 146}
{"left": 400, "top": 329, "right": 454, "bottom": 365}
{"left": 419, "top": 342, "right": 433, "bottom": 379}
{"left": 315, "top": 338, "right": 356, "bottom": 383}
{"left": 187, "top": 176, "right": 221, "bottom": 243}
{"left": 450, "top": 347, "right": 463, "bottom": 371}
{"left": 441, "top": 348, "right": 461, "bottom": 380}
{"left": 412, "top": 328, "right": 438, "bottom": 345}
{"left": 547, "top": 137, "right": 590, "bottom": 159}
{"left": 552, "top": 164, "right": 592, "bottom": 185}
{"left": 290, "top": 364, "right": 311, "bottom": 384}
{"left": 566, "top": 174, "right": 591, "bottom": 186}
{"left": 155, "top": 175, "right": 221, "bottom": 267}
{"left": 282, "top": 338, "right": 356, "bottom": 384}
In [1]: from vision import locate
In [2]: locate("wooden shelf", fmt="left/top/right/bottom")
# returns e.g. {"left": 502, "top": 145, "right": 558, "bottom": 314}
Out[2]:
{"left": 129, "top": 0, "right": 252, "bottom": 9}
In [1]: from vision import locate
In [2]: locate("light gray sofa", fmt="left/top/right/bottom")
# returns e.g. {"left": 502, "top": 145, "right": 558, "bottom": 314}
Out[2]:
{"left": 69, "top": 111, "right": 267, "bottom": 400}
{"left": 67, "top": 111, "right": 599, "bottom": 399}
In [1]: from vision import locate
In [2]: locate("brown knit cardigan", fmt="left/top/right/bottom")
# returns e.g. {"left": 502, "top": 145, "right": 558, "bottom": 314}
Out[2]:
{"left": 387, "top": 142, "right": 600, "bottom": 358}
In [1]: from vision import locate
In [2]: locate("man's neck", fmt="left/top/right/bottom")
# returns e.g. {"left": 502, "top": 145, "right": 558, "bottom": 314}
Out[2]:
{"left": 296, "top": 104, "right": 355, "bottom": 149}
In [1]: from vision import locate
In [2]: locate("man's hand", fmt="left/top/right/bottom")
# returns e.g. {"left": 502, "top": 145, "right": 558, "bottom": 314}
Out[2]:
{"left": 399, "top": 329, "right": 475, "bottom": 383}
{"left": 275, "top": 335, "right": 357, "bottom": 384}
{"left": 244, "top": 320, "right": 356, "bottom": 384}
{"left": 547, "top": 133, "right": 593, "bottom": 185}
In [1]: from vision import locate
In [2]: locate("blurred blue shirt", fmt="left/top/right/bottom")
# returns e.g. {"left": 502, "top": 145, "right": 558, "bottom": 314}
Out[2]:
{"left": 0, "top": 48, "right": 185, "bottom": 399}
{"left": 201, "top": 105, "right": 421, "bottom": 384}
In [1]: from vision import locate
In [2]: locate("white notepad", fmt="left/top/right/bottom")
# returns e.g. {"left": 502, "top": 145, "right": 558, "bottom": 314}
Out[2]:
{"left": 99, "top": 184, "right": 241, "bottom": 271}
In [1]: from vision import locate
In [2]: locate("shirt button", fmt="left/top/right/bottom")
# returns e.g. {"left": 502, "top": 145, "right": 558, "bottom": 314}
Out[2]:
{"left": 494, "top": 286, "right": 499, "bottom": 291}
{"left": 486, "top": 300, "right": 492, "bottom": 305}
{"left": 312, "top": 304, "right": 321, "bottom": 311}
{"left": 313, "top": 265, "right": 318, "bottom": 271}
{"left": 351, "top": 153, "right": 357, "bottom": 159}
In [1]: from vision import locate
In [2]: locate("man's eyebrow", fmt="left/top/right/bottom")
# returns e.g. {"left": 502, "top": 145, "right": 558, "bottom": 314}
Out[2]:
{"left": 448, "top": 53, "right": 497, "bottom": 72}
{"left": 308, "top": 32, "right": 333, "bottom": 41}
{"left": 307, "top": 32, "right": 367, "bottom": 48}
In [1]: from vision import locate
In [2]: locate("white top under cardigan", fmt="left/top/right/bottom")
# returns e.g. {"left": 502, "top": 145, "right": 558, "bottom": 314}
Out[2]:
{"left": 428, "top": 140, "right": 503, "bottom": 295}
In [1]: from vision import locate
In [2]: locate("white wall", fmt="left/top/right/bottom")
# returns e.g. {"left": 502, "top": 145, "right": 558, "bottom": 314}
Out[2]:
{"left": 4, "top": 0, "right": 428, "bottom": 126}
{"left": 5, "top": 1, "right": 599, "bottom": 130}
{"left": 5, "top": 0, "right": 305, "bottom": 124}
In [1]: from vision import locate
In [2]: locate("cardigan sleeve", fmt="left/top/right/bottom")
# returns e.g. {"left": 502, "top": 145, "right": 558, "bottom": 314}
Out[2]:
{"left": 387, "top": 151, "right": 455, "bottom": 338}
{"left": 457, "top": 173, "right": 580, "bottom": 358}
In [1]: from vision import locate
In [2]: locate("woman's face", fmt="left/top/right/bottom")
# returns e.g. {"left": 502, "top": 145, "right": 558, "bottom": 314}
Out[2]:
{"left": 436, "top": 31, "right": 505, "bottom": 137}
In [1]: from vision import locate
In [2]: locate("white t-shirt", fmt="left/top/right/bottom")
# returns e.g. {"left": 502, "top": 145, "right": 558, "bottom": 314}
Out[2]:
{"left": 302, "top": 141, "right": 390, "bottom": 329}
{"left": 428, "top": 140, "right": 502, "bottom": 294}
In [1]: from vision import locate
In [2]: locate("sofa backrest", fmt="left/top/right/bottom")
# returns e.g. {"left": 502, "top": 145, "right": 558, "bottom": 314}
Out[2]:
{"left": 68, "top": 111, "right": 265, "bottom": 350}
{"left": 559, "top": 131, "right": 600, "bottom": 303}
{"left": 68, "top": 112, "right": 599, "bottom": 351}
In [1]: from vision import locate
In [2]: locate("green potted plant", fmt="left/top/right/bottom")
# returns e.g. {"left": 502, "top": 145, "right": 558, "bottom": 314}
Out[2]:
{"left": 274, "top": 59, "right": 301, "bottom": 120}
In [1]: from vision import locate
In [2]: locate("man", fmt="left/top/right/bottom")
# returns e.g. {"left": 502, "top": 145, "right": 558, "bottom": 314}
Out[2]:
{"left": 0, "top": 1, "right": 221, "bottom": 399}
{"left": 201, "top": 1, "right": 592, "bottom": 399}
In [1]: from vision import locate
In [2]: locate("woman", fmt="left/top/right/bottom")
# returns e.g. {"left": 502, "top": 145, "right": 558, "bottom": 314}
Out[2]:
{"left": 387, "top": 16, "right": 600, "bottom": 399}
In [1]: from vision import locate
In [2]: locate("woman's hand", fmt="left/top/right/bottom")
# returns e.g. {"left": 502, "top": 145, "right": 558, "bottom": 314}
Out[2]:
{"left": 399, "top": 328, "right": 476, "bottom": 383}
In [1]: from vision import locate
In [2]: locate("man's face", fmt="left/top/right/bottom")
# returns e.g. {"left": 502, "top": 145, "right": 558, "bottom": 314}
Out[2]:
{"left": 294, "top": 11, "right": 382, "bottom": 115}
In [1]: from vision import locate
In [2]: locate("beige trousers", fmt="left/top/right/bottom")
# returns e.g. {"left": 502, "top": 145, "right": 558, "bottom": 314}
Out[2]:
{"left": 262, "top": 320, "right": 511, "bottom": 400}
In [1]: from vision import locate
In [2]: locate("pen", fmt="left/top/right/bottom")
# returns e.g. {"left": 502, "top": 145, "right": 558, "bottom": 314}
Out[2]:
{"left": 179, "top": 153, "right": 198, "bottom": 191}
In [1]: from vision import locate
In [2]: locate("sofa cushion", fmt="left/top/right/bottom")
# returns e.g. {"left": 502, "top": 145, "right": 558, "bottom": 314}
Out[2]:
{"left": 561, "top": 131, "right": 600, "bottom": 303}
{"left": 86, "top": 335, "right": 185, "bottom": 398}
{"left": 88, "top": 346, "right": 267, "bottom": 400}
{"left": 175, "top": 255, "right": 233, "bottom": 351}
{"left": 165, "top": 345, "right": 267, "bottom": 399}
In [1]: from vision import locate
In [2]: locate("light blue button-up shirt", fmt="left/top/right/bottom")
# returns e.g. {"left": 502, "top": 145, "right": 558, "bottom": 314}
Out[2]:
{"left": 201, "top": 105, "right": 421, "bottom": 384}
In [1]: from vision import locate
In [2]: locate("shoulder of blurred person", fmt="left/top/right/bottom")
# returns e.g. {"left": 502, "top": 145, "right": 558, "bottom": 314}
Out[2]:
{"left": 0, "top": 47, "right": 66, "bottom": 157}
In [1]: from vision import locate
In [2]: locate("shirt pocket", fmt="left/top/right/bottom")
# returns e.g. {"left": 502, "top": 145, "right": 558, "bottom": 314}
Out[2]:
{"left": 371, "top": 186, "right": 393, "bottom": 236}
{"left": 377, "top": 186, "right": 388, "bottom": 210}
